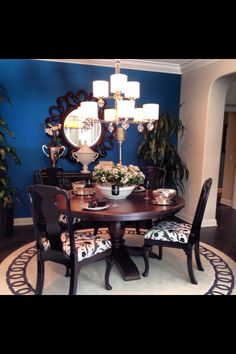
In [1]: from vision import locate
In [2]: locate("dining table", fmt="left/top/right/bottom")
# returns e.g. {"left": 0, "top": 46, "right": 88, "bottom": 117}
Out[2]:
{"left": 56, "top": 186, "right": 185, "bottom": 281}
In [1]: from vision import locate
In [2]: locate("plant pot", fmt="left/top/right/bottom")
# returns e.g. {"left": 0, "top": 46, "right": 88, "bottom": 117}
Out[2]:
{"left": 0, "top": 206, "right": 14, "bottom": 238}
{"left": 97, "top": 184, "right": 136, "bottom": 199}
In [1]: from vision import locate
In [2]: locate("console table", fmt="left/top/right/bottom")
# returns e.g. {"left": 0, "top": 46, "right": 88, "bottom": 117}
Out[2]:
{"left": 35, "top": 170, "right": 92, "bottom": 190}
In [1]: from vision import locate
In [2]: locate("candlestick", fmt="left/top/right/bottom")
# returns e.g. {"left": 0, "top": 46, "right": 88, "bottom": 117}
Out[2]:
{"left": 116, "top": 127, "right": 125, "bottom": 142}
{"left": 118, "top": 141, "right": 123, "bottom": 164}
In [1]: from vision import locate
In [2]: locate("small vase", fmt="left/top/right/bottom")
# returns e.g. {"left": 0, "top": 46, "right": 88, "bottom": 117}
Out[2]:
{"left": 97, "top": 183, "right": 136, "bottom": 199}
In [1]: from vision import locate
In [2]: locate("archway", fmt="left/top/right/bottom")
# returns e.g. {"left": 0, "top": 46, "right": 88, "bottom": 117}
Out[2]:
{"left": 178, "top": 60, "right": 236, "bottom": 226}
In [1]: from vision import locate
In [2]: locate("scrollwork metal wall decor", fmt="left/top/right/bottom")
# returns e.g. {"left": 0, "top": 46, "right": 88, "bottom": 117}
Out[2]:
{"left": 44, "top": 89, "right": 114, "bottom": 163}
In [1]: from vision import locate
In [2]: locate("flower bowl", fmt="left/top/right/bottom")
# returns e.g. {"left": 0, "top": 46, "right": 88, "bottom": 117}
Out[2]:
{"left": 93, "top": 163, "right": 145, "bottom": 186}
{"left": 97, "top": 184, "right": 136, "bottom": 200}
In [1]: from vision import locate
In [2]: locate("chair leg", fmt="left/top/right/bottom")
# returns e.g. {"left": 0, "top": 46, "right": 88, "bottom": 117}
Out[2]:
{"left": 135, "top": 222, "right": 141, "bottom": 235}
{"left": 105, "top": 255, "right": 114, "bottom": 290}
{"left": 185, "top": 248, "right": 198, "bottom": 285}
{"left": 36, "top": 252, "right": 45, "bottom": 295}
{"left": 69, "top": 264, "right": 79, "bottom": 295}
{"left": 142, "top": 246, "right": 151, "bottom": 277}
{"left": 158, "top": 245, "right": 163, "bottom": 259}
{"left": 94, "top": 222, "right": 100, "bottom": 235}
{"left": 194, "top": 242, "right": 204, "bottom": 271}
{"left": 149, "top": 245, "right": 163, "bottom": 260}
{"left": 65, "top": 266, "right": 70, "bottom": 277}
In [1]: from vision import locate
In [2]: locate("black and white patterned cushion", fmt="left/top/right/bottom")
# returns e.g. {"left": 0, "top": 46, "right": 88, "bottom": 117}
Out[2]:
{"left": 43, "top": 231, "right": 111, "bottom": 261}
{"left": 144, "top": 221, "right": 192, "bottom": 243}
{"left": 58, "top": 214, "right": 81, "bottom": 225}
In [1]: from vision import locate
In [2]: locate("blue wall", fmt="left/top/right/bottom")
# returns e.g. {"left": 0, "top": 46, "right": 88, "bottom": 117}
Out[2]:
{"left": 0, "top": 59, "right": 181, "bottom": 218}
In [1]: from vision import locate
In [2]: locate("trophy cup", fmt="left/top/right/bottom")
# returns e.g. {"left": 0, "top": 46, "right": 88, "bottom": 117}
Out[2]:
{"left": 72, "top": 142, "right": 99, "bottom": 173}
{"left": 42, "top": 124, "right": 65, "bottom": 167}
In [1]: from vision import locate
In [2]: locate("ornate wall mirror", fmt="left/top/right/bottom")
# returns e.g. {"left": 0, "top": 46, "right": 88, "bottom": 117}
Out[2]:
{"left": 44, "top": 89, "right": 114, "bottom": 163}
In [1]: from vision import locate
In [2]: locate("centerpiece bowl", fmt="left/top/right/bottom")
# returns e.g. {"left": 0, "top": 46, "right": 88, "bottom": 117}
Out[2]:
{"left": 96, "top": 184, "right": 136, "bottom": 200}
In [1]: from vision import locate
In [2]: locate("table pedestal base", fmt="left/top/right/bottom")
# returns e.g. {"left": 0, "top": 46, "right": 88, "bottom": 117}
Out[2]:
{"left": 108, "top": 221, "right": 140, "bottom": 281}
{"left": 113, "top": 248, "right": 141, "bottom": 281}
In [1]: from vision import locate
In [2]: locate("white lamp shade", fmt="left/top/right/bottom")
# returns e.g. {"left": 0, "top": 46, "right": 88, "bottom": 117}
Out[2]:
{"left": 110, "top": 74, "right": 127, "bottom": 93}
{"left": 80, "top": 101, "right": 98, "bottom": 120}
{"left": 125, "top": 81, "right": 140, "bottom": 99}
{"left": 104, "top": 109, "right": 116, "bottom": 121}
{"left": 143, "top": 104, "right": 159, "bottom": 120}
{"left": 93, "top": 80, "right": 109, "bottom": 98}
{"left": 133, "top": 108, "right": 144, "bottom": 122}
{"left": 117, "top": 100, "right": 135, "bottom": 118}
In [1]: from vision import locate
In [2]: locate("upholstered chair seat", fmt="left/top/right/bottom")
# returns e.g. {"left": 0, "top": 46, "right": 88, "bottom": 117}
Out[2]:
{"left": 58, "top": 214, "right": 81, "bottom": 226}
{"left": 144, "top": 221, "right": 192, "bottom": 244}
{"left": 43, "top": 231, "right": 111, "bottom": 261}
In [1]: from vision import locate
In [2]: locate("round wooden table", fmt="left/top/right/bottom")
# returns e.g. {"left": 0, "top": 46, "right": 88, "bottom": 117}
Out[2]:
{"left": 56, "top": 188, "right": 185, "bottom": 281}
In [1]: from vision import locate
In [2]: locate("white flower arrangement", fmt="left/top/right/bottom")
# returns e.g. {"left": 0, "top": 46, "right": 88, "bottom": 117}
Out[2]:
{"left": 93, "top": 163, "right": 145, "bottom": 187}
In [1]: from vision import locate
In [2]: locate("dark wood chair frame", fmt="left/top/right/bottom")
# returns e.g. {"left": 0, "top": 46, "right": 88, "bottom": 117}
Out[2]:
{"left": 28, "top": 184, "right": 113, "bottom": 295}
{"left": 38, "top": 167, "right": 66, "bottom": 188}
{"left": 38, "top": 167, "right": 101, "bottom": 232}
{"left": 142, "top": 178, "right": 213, "bottom": 285}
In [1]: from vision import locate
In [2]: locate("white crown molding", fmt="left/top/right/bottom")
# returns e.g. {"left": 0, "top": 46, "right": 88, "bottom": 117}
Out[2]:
{"left": 180, "top": 59, "right": 219, "bottom": 74}
{"left": 35, "top": 58, "right": 219, "bottom": 75}
{"left": 34, "top": 59, "right": 183, "bottom": 74}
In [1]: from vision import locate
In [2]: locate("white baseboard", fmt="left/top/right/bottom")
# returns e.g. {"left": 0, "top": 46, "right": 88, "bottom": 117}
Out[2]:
{"left": 176, "top": 210, "right": 193, "bottom": 223}
{"left": 177, "top": 211, "right": 218, "bottom": 227}
{"left": 14, "top": 217, "right": 33, "bottom": 226}
{"left": 220, "top": 198, "right": 232, "bottom": 207}
{"left": 201, "top": 219, "right": 218, "bottom": 227}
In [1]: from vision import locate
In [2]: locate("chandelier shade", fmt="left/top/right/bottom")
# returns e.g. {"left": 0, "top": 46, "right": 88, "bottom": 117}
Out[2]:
{"left": 80, "top": 59, "right": 159, "bottom": 132}
{"left": 93, "top": 80, "right": 109, "bottom": 98}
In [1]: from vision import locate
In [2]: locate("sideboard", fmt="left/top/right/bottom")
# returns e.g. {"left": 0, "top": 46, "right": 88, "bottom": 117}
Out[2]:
{"left": 35, "top": 170, "right": 92, "bottom": 190}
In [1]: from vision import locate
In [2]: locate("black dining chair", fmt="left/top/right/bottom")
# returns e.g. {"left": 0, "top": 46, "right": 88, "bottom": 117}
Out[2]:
{"left": 38, "top": 167, "right": 66, "bottom": 188}
{"left": 142, "top": 178, "right": 213, "bottom": 284}
{"left": 37, "top": 167, "right": 81, "bottom": 229}
{"left": 27, "top": 184, "right": 113, "bottom": 295}
{"left": 134, "top": 166, "right": 167, "bottom": 235}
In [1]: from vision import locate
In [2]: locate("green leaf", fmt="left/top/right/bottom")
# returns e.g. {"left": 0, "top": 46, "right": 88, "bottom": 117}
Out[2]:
{"left": 137, "top": 104, "right": 189, "bottom": 193}
{"left": 0, "top": 84, "right": 21, "bottom": 207}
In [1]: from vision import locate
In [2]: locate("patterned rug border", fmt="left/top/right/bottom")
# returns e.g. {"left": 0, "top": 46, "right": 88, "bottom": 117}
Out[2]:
{"left": 1, "top": 228, "right": 235, "bottom": 295}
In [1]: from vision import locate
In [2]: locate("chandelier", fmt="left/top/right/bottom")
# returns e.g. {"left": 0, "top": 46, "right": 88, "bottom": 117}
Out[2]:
{"left": 78, "top": 59, "right": 159, "bottom": 133}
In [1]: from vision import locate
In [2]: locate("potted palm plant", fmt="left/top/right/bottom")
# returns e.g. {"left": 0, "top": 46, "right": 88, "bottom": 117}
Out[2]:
{"left": 137, "top": 107, "right": 189, "bottom": 193}
{"left": 0, "top": 84, "right": 21, "bottom": 238}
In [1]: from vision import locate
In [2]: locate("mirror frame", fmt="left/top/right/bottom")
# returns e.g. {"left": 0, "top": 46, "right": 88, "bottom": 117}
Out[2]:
{"left": 44, "top": 89, "right": 114, "bottom": 163}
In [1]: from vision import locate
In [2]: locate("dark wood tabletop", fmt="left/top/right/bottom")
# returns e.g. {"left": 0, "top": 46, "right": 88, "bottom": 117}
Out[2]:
{"left": 56, "top": 187, "right": 185, "bottom": 281}
{"left": 57, "top": 188, "right": 184, "bottom": 221}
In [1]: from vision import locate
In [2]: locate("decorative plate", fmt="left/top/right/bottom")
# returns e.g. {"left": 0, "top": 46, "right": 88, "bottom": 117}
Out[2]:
{"left": 133, "top": 186, "right": 145, "bottom": 193}
{"left": 71, "top": 190, "right": 96, "bottom": 196}
{"left": 151, "top": 199, "right": 176, "bottom": 206}
{"left": 82, "top": 203, "right": 110, "bottom": 211}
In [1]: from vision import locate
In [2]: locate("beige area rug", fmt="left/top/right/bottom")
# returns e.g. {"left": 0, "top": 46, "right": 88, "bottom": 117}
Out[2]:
{"left": 0, "top": 228, "right": 235, "bottom": 295}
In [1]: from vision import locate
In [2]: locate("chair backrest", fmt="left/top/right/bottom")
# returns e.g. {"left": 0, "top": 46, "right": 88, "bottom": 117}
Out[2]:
{"left": 38, "top": 167, "right": 66, "bottom": 188}
{"left": 27, "top": 184, "right": 76, "bottom": 255}
{"left": 144, "top": 166, "right": 166, "bottom": 189}
{"left": 190, "top": 178, "right": 213, "bottom": 238}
